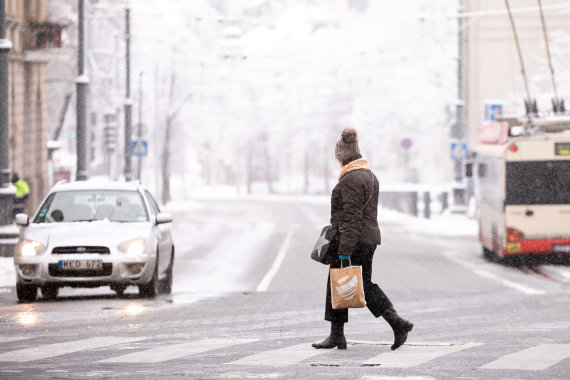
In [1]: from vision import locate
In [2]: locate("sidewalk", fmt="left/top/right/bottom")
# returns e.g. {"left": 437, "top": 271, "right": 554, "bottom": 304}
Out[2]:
{"left": 380, "top": 208, "right": 478, "bottom": 239}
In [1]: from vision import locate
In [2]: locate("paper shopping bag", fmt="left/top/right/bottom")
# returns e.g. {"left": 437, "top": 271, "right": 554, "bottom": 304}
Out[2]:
{"left": 330, "top": 265, "right": 366, "bottom": 309}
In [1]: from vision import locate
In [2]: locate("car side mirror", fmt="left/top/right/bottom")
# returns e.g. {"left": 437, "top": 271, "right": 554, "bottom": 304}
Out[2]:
{"left": 155, "top": 212, "right": 173, "bottom": 225}
{"left": 15, "top": 213, "right": 29, "bottom": 226}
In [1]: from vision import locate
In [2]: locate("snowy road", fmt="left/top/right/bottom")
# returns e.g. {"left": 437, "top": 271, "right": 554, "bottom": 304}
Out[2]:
{"left": 0, "top": 196, "right": 569, "bottom": 379}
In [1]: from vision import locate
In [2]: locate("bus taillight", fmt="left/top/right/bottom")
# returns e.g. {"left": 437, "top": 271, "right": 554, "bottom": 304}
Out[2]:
{"left": 506, "top": 227, "right": 525, "bottom": 242}
{"left": 509, "top": 144, "right": 518, "bottom": 152}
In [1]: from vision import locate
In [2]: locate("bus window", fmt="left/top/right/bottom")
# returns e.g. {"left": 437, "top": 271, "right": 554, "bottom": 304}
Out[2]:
{"left": 506, "top": 160, "right": 570, "bottom": 205}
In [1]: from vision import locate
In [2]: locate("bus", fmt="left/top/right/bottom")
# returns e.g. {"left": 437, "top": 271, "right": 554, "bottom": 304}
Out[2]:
{"left": 472, "top": 117, "right": 570, "bottom": 265}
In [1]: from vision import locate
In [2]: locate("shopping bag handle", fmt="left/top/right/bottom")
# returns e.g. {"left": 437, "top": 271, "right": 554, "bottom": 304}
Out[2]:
{"left": 339, "top": 255, "right": 351, "bottom": 267}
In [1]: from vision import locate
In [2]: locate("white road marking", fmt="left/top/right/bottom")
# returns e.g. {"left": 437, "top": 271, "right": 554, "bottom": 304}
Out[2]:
{"left": 363, "top": 343, "right": 482, "bottom": 368}
{"left": 257, "top": 225, "right": 296, "bottom": 292}
{"left": 0, "top": 337, "right": 32, "bottom": 344}
{"left": 361, "top": 377, "right": 436, "bottom": 380}
{"left": 351, "top": 340, "right": 456, "bottom": 347}
{"left": 480, "top": 344, "right": 570, "bottom": 370}
{"left": 229, "top": 343, "right": 325, "bottom": 367}
{"left": 221, "top": 372, "right": 291, "bottom": 379}
{"left": 0, "top": 337, "right": 143, "bottom": 362}
{"left": 441, "top": 251, "right": 544, "bottom": 295}
{"left": 100, "top": 338, "right": 258, "bottom": 363}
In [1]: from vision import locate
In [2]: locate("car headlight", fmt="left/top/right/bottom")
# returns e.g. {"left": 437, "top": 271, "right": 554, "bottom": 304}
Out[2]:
{"left": 118, "top": 238, "right": 147, "bottom": 255}
{"left": 20, "top": 240, "right": 47, "bottom": 256}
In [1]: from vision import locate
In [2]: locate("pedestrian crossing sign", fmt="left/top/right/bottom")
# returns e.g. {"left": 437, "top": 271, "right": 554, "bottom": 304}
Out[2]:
{"left": 450, "top": 142, "right": 467, "bottom": 160}
{"left": 132, "top": 140, "right": 148, "bottom": 157}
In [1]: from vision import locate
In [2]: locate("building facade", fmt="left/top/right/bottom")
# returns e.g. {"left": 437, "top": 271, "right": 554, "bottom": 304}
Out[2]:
{"left": 5, "top": 0, "right": 62, "bottom": 212}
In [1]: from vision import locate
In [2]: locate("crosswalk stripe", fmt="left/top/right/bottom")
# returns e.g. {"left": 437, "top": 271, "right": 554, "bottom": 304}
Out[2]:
{"left": 363, "top": 343, "right": 482, "bottom": 368}
{"left": 99, "top": 338, "right": 259, "bottom": 363}
{"left": 0, "top": 337, "right": 143, "bottom": 363}
{"left": 0, "top": 337, "right": 32, "bottom": 344}
{"left": 228, "top": 343, "right": 324, "bottom": 367}
{"left": 361, "top": 377, "right": 436, "bottom": 380}
{"left": 480, "top": 344, "right": 570, "bottom": 370}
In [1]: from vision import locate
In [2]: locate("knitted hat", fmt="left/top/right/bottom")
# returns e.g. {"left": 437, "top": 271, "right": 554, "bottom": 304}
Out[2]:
{"left": 335, "top": 128, "right": 360, "bottom": 162}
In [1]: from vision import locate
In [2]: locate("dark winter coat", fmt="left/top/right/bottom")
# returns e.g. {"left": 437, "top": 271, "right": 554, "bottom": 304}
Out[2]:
{"left": 330, "top": 155, "right": 381, "bottom": 256}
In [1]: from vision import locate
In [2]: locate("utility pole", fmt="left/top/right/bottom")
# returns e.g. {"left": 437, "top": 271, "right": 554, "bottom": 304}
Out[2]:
{"left": 136, "top": 71, "right": 145, "bottom": 181}
{"left": 124, "top": 6, "right": 133, "bottom": 181}
{"left": 451, "top": 0, "right": 465, "bottom": 183}
{"left": 0, "top": 0, "right": 15, "bottom": 226}
{"left": 76, "top": 0, "right": 89, "bottom": 181}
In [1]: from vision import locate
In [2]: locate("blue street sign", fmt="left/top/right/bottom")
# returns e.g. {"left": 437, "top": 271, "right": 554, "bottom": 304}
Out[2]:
{"left": 132, "top": 140, "right": 148, "bottom": 157}
{"left": 450, "top": 142, "right": 467, "bottom": 160}
{"left": 485, "top": 103, "right": 503, "bottom": 121}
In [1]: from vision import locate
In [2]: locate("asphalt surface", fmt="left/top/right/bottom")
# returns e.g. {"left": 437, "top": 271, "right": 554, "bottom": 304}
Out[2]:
{"left": 0, "top": 196, "right": 569, "bottom": 379}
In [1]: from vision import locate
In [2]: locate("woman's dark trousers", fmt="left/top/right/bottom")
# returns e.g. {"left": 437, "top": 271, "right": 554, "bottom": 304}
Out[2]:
{"left": 324, "top": 249, "right": 393, "bottom": 323}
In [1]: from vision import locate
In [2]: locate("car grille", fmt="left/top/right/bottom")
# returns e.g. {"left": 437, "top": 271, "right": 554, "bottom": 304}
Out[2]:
{"left": 51, "top": 246, "right": 111, "bottom": 255}
{"left": 48, "top": 263, "right": 113, "bottom": 277}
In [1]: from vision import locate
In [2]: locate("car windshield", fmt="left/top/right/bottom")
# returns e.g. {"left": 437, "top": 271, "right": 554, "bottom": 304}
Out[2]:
{"left": 33, "top": 190, "right": 149, "bottom": 223}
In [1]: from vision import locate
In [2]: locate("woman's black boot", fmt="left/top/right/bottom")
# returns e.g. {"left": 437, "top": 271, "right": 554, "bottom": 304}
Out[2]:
{"left": 312, "top": 321, "right": 347, "bottom": 349}
{"left": 382, "top": 307, "right": 414, "bottom": 350}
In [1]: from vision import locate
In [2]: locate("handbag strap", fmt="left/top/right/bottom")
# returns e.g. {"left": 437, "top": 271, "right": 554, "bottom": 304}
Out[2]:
{"left": 361, "top": 171, "right": 375, "bottom": 210}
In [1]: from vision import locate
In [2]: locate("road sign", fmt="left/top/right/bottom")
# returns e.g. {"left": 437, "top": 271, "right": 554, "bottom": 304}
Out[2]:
{"left": 132, "top": 140, "right": 148, "bottom": 157}
{"left": 401, "top": 138, "right": 412, "bottom": 150}
{"left": 450, "top": 142, "right": 467, "bottom": 160}
{"left": 485, "top": 103, "right": 503, "bottom": 121}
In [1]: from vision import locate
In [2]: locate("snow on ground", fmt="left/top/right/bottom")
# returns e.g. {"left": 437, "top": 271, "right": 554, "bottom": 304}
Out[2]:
{"left": 380, "top": 208, "right": 477, "bottom": 238}
{"left": 0, "top": 257, "right": 15, "bottom": 288}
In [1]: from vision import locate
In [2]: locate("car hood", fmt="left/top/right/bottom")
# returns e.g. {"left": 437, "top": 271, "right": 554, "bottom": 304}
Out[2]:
{"left": 23, "top": 221, "right": 152, "bottom": 248}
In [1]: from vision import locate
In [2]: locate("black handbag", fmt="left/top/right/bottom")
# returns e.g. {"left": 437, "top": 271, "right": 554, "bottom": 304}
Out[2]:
{"left": 311, "top": 225, "right": 339, "bottom": 264}
{"left": 312, "top": 178, "right": 375, "bottom": 265}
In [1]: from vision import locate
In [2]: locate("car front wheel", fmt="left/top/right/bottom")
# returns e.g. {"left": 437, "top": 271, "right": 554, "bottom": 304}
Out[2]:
{"left": 159, "top": 248, "right": 174, "bottom": 295}
{"left": 41, "top": 286, "right": 59, "bottom": 300}
{"left": 17, "top": 284, "right": 37, "bottom": 303}
{"left": 112, "top": 285, "right": 126, "bottom": 298}
{"left": 138, "top": 258, "right": 159, "bottom": 298}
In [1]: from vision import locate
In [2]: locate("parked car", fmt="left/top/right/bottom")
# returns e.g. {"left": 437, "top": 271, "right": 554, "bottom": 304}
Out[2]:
{"left": 13, "top": 180, "right": 175, "bottom": 302}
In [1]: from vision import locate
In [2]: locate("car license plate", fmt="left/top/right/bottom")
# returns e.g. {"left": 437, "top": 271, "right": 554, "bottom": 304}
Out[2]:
{"left": 58, "top": 260, "right": 102, "bottom": 270}
{"left": 553, "top": 245, "right": 570, "bottom": 253}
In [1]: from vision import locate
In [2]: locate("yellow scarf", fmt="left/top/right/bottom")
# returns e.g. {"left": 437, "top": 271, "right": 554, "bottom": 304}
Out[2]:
{"left": 339, "top": 158, "right": 370, "bottom": 179}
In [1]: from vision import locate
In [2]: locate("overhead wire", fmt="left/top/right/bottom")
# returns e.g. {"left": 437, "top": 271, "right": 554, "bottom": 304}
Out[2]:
{"left": 537, "top": 0, "right": 561, "bottom": 110}
{"left": 505, "top": 0, "right": 533, "bottom": 107}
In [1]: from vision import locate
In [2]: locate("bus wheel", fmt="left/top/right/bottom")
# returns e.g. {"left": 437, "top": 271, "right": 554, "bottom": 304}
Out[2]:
{"left": 502, "top": 255, "right": 523, "bottom": 267}
{"left": 482, "top": 247, "right": 497, "bottom": 262}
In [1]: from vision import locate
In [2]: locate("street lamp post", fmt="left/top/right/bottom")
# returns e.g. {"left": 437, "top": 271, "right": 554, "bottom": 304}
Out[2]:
{"left": 451, "top": 0, "right": 465, "bottom": 183}
{"left": 136, "top": 71, "right": 145, "bottom": 181}
{"left": 0, "top": 0, "right": 15, "bottom": 226}
{"left": 124, "top": 6, "right": 133, "bottom": 182}
{"left": 0, "top": 0, "right": 19, "bottom": 257}
{"left": 76, "top": 0, "right": 89, "bottom": 181}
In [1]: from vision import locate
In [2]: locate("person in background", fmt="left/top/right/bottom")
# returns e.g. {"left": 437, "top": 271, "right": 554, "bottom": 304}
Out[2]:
{"left": 12, "top": 173, "right": 30, "bottom": 217}
{"left": 312, "top": 128, "right": 414, "bottom": 351}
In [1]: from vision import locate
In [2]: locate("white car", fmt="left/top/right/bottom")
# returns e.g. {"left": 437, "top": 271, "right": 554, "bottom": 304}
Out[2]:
{"left": 13, "top": 180, "right": 175, "bottom": 302}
